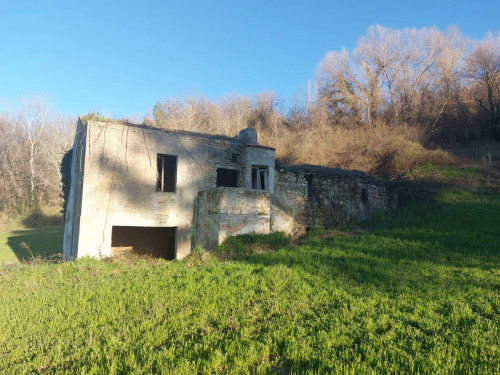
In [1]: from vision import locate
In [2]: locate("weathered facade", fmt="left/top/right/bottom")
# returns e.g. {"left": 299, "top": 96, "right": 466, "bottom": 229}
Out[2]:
{"left": 64, "top": 119, "right": 395, "bottom": 260}
{"left": 271, "top": 165, "right": 396, "bottom": 235}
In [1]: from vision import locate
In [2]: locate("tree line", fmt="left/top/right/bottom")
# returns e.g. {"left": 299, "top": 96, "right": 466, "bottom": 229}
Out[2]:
{"left": 0, "top": 98, "right": 74, "bottom": 216}
{"left": 317, "top": 25, "right": 500, "bottom": 143}
{"left": 147, "top": 26, "right": 499, "bottom": 176}
{"left": 149, "top": 26, "right": 500, "bottom": 144}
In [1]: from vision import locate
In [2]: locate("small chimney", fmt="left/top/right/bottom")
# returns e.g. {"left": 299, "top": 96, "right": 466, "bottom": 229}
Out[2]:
{"left": 238, "top": 128, "right": 257, "bottom": 144}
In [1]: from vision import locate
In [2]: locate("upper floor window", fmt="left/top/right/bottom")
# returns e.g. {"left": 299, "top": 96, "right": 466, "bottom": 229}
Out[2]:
{"left": 252, "top": 166, "right": 268, "bottom": 190}
{"left": 216, "top": 168, "right": 239, "bottom": 188}
{"left": 156, "top": 154, "right": 177, "bottom": 192}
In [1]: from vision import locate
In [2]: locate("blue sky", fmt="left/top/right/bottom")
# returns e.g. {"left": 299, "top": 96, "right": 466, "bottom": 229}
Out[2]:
{"left": 0, "top": 0, "right": 499, "bottom": 118}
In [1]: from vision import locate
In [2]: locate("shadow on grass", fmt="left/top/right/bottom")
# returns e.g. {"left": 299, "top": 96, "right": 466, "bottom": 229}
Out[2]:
{"left": 236, "top": 190, "right": 500, "bottom": 295}
{"left": 389, "top": 178, "right": 451, "bottom": 206}
{"left": 6, "top": 226, "right": 64, "bottom": 262}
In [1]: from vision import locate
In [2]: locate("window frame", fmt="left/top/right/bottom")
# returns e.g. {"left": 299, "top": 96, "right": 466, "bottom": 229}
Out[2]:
{"left": 156, "top": 154, "right": 177, "bottom": 193}
{"left": 252, "top": 165, "right": 269, "bottom": 191}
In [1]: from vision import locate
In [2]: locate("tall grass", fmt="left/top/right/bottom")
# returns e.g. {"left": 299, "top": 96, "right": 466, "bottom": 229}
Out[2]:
{"left": 0, "top": 189, "right": 498, "bottom": 374}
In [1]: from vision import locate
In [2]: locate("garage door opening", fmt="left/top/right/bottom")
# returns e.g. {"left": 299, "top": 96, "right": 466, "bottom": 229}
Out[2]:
{"left": 111, "top": 226, "right": 176, "bottom": 260}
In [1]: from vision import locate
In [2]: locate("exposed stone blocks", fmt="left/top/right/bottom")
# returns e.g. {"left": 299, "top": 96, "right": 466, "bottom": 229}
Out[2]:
{"left": 194, "top": 188, "right": 271, "bottom": 250}
{"left": 271, "top": 168, "right": 308, "bottom": 236}
{"left": 270, "top": 166, "right": 396, "bottom": 235}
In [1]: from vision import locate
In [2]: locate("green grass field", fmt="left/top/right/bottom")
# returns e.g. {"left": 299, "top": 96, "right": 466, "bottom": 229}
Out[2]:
{"left": 0, "top": 225, "right": 63, "bottom": 264}
{"left": 0, "top": 189, "right": 498, "bottom": 374}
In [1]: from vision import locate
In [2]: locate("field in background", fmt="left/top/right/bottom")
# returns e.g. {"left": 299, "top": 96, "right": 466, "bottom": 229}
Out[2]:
{"left": 0, "top": 226, "right": 63, "bottom": 264}
{"left": 0, "top": 205, "right": 64, "bottom": 233}
{"left": 0, "top": 204, "right": 64, "bottom": 265}
{"left": 0, "top": 185, "right": 498, "bottom": 373}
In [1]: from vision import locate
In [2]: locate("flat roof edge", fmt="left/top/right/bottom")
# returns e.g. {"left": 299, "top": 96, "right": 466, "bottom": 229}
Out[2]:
{"left": 83, "top": 119, "right": 275, "bottom": 150}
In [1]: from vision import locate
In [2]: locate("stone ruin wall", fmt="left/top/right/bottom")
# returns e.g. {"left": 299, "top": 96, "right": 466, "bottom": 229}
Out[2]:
{"left": 195, "top": 164, "right": 397, "bottom": 249}
{"left": 194, "top": 188, "right": 271, "bottom": 250}
{"left": 65, "top": 120, "right": 397, "bottom": 258}
{"left": 270, "top": 168, "right": 308, "bottom": 236}
{"left": 270, "top": 165, "right": 397, "bottom": 236}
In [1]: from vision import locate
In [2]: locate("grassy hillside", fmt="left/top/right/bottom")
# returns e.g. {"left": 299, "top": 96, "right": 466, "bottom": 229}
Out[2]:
{"left": 0, "top": 188, "right": 498, "bottom": 374}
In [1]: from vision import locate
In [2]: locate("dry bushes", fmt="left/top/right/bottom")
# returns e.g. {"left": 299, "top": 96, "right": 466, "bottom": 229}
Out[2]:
{"left": 150, "top": 93, "right": 459, "bottom": 178}
{"left": 262, "top": 122, "right": 456, "bottom": 178}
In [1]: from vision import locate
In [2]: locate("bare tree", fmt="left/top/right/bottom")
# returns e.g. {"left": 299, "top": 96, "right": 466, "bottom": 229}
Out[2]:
{"left": 0, "top": 116, "right": 30, "bottom": 213}
{"left": 318, "top": 48, "right": 368, "bottom": 124}
{"left": 38, "top": 115, "right": 75, "bottom": 202}
{"left": 0, "top": 97, "right": 75, "bottom": 215}
{"left": 249, "top": 92, "right": 283, "bottom": 138}
{"left": 315, "top": 24, "right": 496, "bottom": 144}
{"left": 12, "top": 97, "right": 51, "bottom": 205}
{"left": 466, "top": 33, "right": 500, "bottom": 140}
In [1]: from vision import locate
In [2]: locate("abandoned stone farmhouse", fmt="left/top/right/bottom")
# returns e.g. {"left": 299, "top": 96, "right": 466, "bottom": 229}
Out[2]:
{"left": 63, "top": 119, "right": 396, "bottom": 260}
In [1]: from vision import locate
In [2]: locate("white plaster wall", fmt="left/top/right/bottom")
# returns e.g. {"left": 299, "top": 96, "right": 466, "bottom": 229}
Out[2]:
{"left": 76, "top": 122, "right": 209, "bottom": 259}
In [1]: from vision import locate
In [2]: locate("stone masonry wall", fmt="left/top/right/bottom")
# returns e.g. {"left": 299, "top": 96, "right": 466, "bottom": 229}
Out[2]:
{"left": 271, "top": 167, "right": 308, "bottom": 236}
{"left": 271, "top": 165, "right": 396, "bottom": 235}
{"left": 304, "top": 171, "right": 392, "bottom": 229}
{"left": 195, "top": 187, "right": 271, "bottom": 250}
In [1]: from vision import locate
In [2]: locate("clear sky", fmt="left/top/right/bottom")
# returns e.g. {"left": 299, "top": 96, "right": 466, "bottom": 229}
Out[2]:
{"left": 1, "top": 0, "right": 499, "bottom": 118}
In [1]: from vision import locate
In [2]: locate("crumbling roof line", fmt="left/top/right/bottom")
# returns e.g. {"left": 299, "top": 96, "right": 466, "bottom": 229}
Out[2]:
{"left": 82, "top": 119, "right": 276, "bottom": 150}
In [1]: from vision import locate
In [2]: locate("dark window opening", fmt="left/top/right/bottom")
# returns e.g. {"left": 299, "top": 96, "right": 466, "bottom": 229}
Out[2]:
{"left": 306, "top": 174, "right": 314, "bottom": 198}
{"left": 231, "top": 153, "right": 241, "bottom": 163}
{"left": 156, "top": 154, "right": 177, "bottom": 192}
{"left": 362, "top": 187, "right": 369, "bottom": 205}
{"left": 252, "top": 166, "right": 268, "bottom": 190}
{"left": 111, "top": 226, "right": 176, "bottom": 260}
{"left": 217, "top": 168, "right": 239, "bottom": 187}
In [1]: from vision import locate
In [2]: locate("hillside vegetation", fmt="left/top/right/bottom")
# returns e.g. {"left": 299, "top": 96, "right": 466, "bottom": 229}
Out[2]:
{"left": 1, "top": 185, "right": 498, "bottom": 374}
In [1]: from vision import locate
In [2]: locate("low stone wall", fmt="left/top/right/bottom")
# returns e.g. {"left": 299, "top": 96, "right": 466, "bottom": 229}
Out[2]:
{"left": 271, "top": 164, "right": 396, "bottom": 235}
{"left": 194, "top": 187, "right": 271, "bottom": 250}
{"left": 303, "top": 169, "right": 392, "bottom": 228}
{"left": 195, "top": 165, "right": 396, "bottom": 250}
